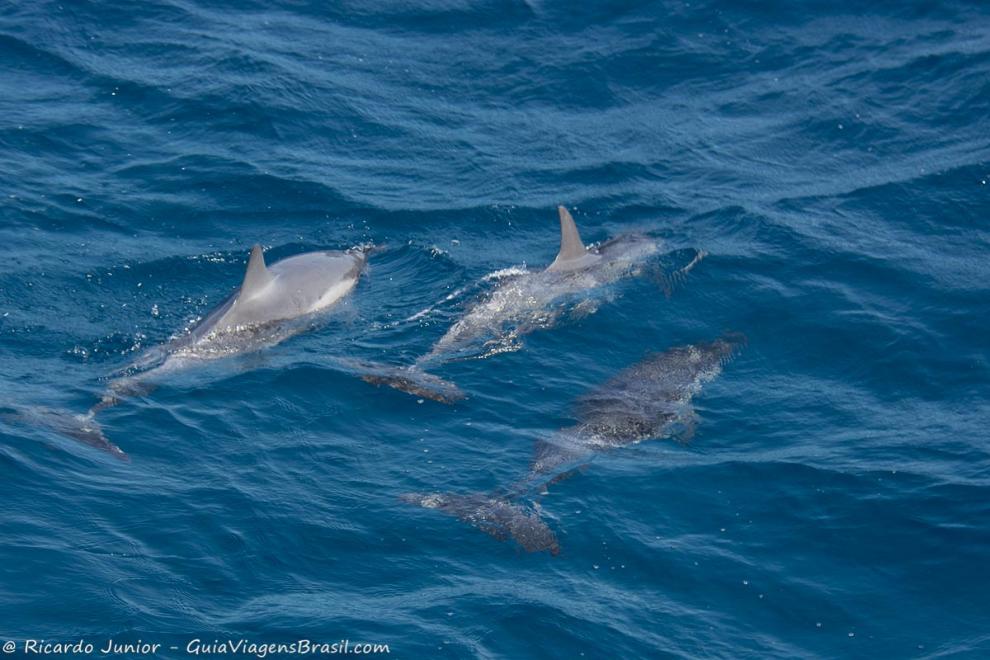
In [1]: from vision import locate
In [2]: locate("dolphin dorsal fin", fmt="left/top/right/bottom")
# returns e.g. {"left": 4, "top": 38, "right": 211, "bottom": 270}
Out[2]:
{"left": 548, "top": 206, "right": 598, "bottom": 272}
{"left": 240, "top": 244, "right": 273, "bottom": 297}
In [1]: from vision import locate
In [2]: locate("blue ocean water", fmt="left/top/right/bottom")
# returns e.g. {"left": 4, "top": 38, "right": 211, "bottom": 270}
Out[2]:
{"left": 1, "top": 0, "right": 989, "bottom": 657}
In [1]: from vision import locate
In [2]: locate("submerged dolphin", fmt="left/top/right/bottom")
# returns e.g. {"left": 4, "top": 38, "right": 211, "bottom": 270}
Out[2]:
{"left": 400, "top": 492, "right": 561, "bottom": 555}
{"left": 403, "top": 333, "right": 745, "bottom": 554}
{"left": 527, "top": 332, "right": 745, "bottom": 480}
{"left": 30, "top": 244, "right": 368, "bottom": 459}
{"left": 364, "top": 207, "right": 704, "bottom": 402}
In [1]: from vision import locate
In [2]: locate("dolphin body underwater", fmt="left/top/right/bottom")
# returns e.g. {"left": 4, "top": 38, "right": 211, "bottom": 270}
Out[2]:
{"left": 17, "top": 244, "right": 369, "bottom": 459}
{"left": 362, "top": 207, "right": 705, "bottom": 402}
{"left": 402, "top": 333, "right": 745, "bottom": 555}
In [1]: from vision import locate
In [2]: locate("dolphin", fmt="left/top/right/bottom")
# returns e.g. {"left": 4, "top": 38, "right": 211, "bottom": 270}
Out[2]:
{"left": 527, "top": 332, "right": 746, "bottom": 481}
{"left": 403, "top": 333, "right": 745, "bottom": 554}
{"left": 365, "top": 206, "right": 705, "bottom": 402}
{"left": 400, "top": 492, "right": 560, "bottom": 555}
{"left": 27, "top": 244, "right": 369, "bottom": 459}
{"left": 1, "top": 406, "right": 130, "bottom": 461}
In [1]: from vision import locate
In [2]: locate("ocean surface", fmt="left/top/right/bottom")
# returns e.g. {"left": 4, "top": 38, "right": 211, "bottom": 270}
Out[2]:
{"left": 1, "top": 1, "right": 988, "bottom": 657}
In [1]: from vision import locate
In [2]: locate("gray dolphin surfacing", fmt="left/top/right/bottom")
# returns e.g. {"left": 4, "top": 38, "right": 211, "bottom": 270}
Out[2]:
{"left": 422, "top": 207, "right": 663, "bottom": 363}
{"left": 367, "top": 207, "right": 705, "bottom": 402}
{"left": 24, "top": 244, "right": 370, "bottom": 459}
{"left": 403, "top": 333, "right": 745, "bottom": 555}
{"left": 95, "top": 245, "right": 368, "bottom": 410}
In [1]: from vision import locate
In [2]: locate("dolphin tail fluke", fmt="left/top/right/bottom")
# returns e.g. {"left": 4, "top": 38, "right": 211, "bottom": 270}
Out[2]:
{"left": 669, "top": 408, "right": 699, "bottom": 444}
{"left": 652, "top": 247, "right": 707, "bottom": 298}
{"left": 3, "top": 406, "right": 129, "bottom": 461}
{"left": 539, "top": 465, "right": 588, "bottom": 492}
{"left": 116, "top": 376, "right": 159, "bottom": 399}
{"left": 401, "top": 492, "right": 560, "bottom": 555}
{"left": 90, "top": 376, "right": 158, "bottom": 415}
{"left": 334, "top": 359, "right": 464, "bottom": 404}
{"left": 361, "top": 368, "right": 465, "bottom": 404}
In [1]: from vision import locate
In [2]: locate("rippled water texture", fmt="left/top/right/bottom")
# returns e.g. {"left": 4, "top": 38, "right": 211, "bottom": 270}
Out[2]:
{"left": 1, "top": 1, "right": 988, "bottom": 657}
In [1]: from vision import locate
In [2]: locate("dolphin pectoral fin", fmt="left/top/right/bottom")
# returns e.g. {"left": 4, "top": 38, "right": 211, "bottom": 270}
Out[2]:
{"left": 345, "top": 360, "right": 464, "bottom": 404}
{"left": 6, "top": 406, "right": 129, "bottom": 461}
{"left": 401, "top": 492, "right": 560, "bottom": 555}
{"left": 567, "top": 298, "right": 602, "bottom": 321}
